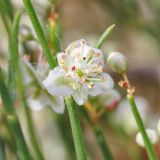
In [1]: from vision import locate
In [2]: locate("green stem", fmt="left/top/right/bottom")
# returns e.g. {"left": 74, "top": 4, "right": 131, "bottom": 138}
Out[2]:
{"left": 23, "top": 0, "right": 57, "bottom": 69}
{"left": 7, "top": 115, "right": 32, "bottom": 160}
{"left": 0, "top": 0, "right": 11, "bottom": 36}
{"left": 94, "top": 26, "right": 114, "bottom": 159}
{"left": 16, "top": 49, "right": 45, "bottom": 160}
{"left": 0, "top": 69, "right": 32, "bottom": 160}
{"left": 7, "top": 10, "right": 44, "bottom": 160}
{"left": 23, "top": 1, "right": 87, "bottom": 160}
{"left": 8, "top": 12, "right": 21, "bottom": 98}
{"left": 0, "top": 0, "right": 14, "bottom": 36}
{"left": 4, "top": 0, "right": 14, "bottom": 21}
{"left": 65, "top": 96, "right": 87, "bottom": 160}
{"left": 55, "top": 114, "right": 75, "bottom": 159}
{"left": 96, "top": 24, "right": 115, "bottom": 49}
{"left": 94, "top": 127, "right": 113, "bottom": 160}
{"left": 23, "top": 101, "right": 45, "bottom": 160}
{"left": 1, "top": 12, "right": 30, "bottom": 158}
{"left": 16, "top": 37, "right": 45, "bottom": 160}
{"left": 127, "top": 94, "right": 157, "bottom": 160}
{"left": 0, "top": 140, "right": 5, "bottom": 160}
{"left": 80, "top": 106, "right": 113, "bottom": 160}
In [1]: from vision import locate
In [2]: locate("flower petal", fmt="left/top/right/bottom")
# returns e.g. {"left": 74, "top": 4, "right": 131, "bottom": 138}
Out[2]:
{"left": 43, "top": 67, "right": 74, "bottom": 96}
{"left": 57, "top": 52, "right": 74, "bottom": 70}
{"left": 49, "top": 96, "right": 65, "bottom": 114}
{"left": 86, "top": 86, "right": 102, "bottom": 96}
{"left": 82, "top": 46, "right": 104, "bottom": 64}
{"left": 86, "top": 73, "right": 114, "bottom": 96}
{"left": 100, "top": 89, "right": 121, "bottom": 106}
{"left": 27, "top": 96, "right": 45, "bottom": 111}
{"left": 66, "top": 39, "right": 86, "bottom": 53}
{"left": 39, "top": 92, "right": 65, "bottom": 114}
{"left": 72, "top": 87, "right": 88, "bottom": 105}
{"left": 95, "top": 73, "right": 114, "bottom": 93}
{"left": 27, "top": 91, "right": 65, "bottom": 114}
{"left": 19, "top": 59, "right": 34, "bottom": 85}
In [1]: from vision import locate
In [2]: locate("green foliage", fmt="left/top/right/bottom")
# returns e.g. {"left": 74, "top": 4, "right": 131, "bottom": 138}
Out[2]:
{"left": 0, "top": 140, "right": 5, "bottom": 160}
{"left": 0, "top": 68, "right": 31, "bottom": 160}
{"left": 8, "top": 12, "right": 21, "bottom": 99}
{"left": 65, "top": 96, "right": 87, "bottom": 160}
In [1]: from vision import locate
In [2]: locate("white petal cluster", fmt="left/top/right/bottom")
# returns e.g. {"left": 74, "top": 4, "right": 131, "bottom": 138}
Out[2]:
{"left": 43, "top": 39, "right": 114, "bottom": 105}
{"left": 20, "top": 56, "right": 65, "bottom": 114}
{"left": 27, "top": 92, "right": 64, "bottom": 113}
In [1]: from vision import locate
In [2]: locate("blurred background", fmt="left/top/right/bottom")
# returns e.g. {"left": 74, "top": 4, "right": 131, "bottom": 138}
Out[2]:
{"left": 0, "top": 0, "right": 160, "bottom": 160}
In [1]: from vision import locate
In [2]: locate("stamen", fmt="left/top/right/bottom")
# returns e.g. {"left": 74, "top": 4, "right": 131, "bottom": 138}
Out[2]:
{"left": 87, "top": 56, "right": 94, "bottom": 64}
{"left": 95, "top": 52, "right": 100, "bottom": 57}
{"left": 87, "top": 82, "right": 94, "bottom": 88}
{"left": 86, "top": 77, "right": 102, "bottom": 82}
{"left": 70, "top": 82, "right": 80, "bottom": 89}
{"left": 65, "top": 74, "right": 71, "bottom": 78}
{"left": 80, "top": 39, "right": 85, "bottom": 45}
{"left": 63, "top": 66, "right": 68, "bottom": 71}
{"left": 72, "top": 66, "right": 76, "bottom": 71}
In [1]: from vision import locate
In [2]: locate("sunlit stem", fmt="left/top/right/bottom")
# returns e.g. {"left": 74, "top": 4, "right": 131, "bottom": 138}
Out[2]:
{"left": 127, "top": 94, "right": 157, "bottom": 160}
{"left": 65, "top": 96, "right": 87, "bottom": 160}
{"left": 122, "top": 73, "right": 157, "bottom": 160}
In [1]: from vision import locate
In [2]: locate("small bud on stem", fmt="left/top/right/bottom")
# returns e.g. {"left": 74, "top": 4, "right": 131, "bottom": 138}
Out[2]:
{"left": 107, "top": 52, "right": 128, "bottom": 74}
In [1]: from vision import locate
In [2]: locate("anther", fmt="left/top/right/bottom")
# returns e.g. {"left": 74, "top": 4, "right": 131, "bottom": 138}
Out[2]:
{"left": 72, "top": 66, "right": 76, "bottom": 71}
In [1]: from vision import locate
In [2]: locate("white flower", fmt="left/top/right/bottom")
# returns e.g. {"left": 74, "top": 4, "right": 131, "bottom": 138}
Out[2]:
{"left": 43, "top": 39, "right": 114, "bottom": 105}
{"left": 27, "top": 92, "right": 64, "bottom": 113}
{"left": 136, "top": 129, "right": 158, "bottom": 147}
{"left": 107, "top": 51, "right": 128, "bottom": 74}
{"left": 20, "top": 54, "right": 65, "bottom": 114}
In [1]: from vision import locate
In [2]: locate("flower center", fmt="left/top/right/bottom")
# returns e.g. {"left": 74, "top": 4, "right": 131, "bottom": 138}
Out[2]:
{"left": 76, "top": 69, "right": 84, "bottom": 77}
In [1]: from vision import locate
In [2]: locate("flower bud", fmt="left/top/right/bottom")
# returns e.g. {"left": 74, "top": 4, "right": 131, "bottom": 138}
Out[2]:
{"left": 135, "top": 129, "right": 158, "bottom": 147}
{"left": 107, "top": 52, "right": 128, "bottom": 74}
